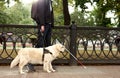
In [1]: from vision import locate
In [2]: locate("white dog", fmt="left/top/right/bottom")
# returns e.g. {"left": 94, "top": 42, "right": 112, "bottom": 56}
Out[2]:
{"left": 10, "top": 43, "right": 65, "bottom": 74}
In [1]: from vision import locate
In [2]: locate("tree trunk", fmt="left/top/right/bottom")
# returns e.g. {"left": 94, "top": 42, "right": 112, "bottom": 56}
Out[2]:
{"left": 117, "top": 14, "right": 120, "bottom": 27}
{"left": 62, "top": 0, "right": 71, "bottom": 25}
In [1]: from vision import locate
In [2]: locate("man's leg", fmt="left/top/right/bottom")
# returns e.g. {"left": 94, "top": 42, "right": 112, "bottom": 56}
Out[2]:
{"left": 35, "top": 30, "right": 44, "bottom": 48}
{"left": 44, "top": 24, "right": 52, "bottom": 47}
{"left": 27, "top": 63, "right": 36, "bottom": 72}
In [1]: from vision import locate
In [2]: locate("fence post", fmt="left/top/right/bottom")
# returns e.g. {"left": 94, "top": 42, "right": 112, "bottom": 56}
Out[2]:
{"left": 69, "top": 21, "right": 77, "bottom": 65}
{"left": 3, "top": 40, "right": 6, "bottom": 49}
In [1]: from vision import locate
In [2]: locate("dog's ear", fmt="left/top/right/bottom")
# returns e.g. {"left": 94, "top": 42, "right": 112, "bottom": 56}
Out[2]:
{"left": 55, "top": 39, "right": 65, "bottom": 45}
{"left": 52, "top": 39, "right": 61, "bottom": 44}
{"left": 55, "top": 39, "right": 61, "bottom": 44}
{"left": 52, "top": 39, "right": 64, "bottom": 45}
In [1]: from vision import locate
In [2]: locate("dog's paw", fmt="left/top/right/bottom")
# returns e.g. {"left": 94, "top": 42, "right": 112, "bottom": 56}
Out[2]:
{"left": 24, "top": 70, "right": 29, "bottom": 73}
{"left": 47, "top": 70, "right": 52, "bottom": 73}
{"left": 51, "top": 69, "right": 56, "bottom": 72}
{"left": 20, "top": 71, "right": 26, "bottom": 74}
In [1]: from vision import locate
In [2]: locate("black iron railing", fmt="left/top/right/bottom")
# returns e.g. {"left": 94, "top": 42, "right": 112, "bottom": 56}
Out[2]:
{"left": 0, "top": 24, "right": 120, "bottom": 65}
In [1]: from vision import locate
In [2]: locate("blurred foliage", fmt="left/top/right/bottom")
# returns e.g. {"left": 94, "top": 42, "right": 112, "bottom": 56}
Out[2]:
{"left": 5, "top": 3, "right": 33, "bottom": 24}
{"left": 0, "top": 2, "right": 33, "bottom": 24}
{"left": 71, "top": 8, "right": 96, "bottom": 26}
{"left": 52, "top": 0, "right": 64, "bottom": 25}
{"left": 74, "top": 0, "right": 120, "bottom": 27}
{"left": 0, "top": 0, "right": 120, "bottom": 27}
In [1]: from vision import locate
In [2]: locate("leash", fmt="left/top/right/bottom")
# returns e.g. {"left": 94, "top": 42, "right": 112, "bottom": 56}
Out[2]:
{"left": 41, "top": 32, "right": 46, "bottom": 61}
{"left": 41, "top": 32, "right": 53, "bottom": 61}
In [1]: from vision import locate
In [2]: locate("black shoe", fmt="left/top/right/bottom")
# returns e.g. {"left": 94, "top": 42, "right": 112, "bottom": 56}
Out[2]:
{"left": 27, "top": 63, "right": 36, "bottom": 72}
{"left": 28, "top": 69, "right": 36, "bottom": 72}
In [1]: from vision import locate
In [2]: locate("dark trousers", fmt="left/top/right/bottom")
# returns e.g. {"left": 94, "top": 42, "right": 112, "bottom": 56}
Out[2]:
{"left": 27, "top": 24, "right": 52, "bottom": 71}
{"left": 35, "top": 24, "right": 52, "bottom": 48}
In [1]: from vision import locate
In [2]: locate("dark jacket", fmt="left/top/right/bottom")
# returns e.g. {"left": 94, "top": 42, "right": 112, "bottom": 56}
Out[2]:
{"left": 31, "top": 0, "right": 54, "bottom": 26}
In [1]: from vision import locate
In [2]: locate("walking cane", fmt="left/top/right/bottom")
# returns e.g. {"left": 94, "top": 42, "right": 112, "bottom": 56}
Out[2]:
{"left": 65, "top": 48, "right": 87, "bottom": 69}
{"left": 55, "top": 39, "right": 87, "bottom": 69}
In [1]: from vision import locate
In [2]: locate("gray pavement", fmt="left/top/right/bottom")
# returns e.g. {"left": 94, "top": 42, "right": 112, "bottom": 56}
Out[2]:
{"left": 0, "top": 65, "right": 120, "bottom": 78}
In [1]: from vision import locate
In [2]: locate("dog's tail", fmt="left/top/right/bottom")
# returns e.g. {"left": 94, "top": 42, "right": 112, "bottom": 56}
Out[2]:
{"left": 10, "top": 55, "right": 20, "bottom": 68}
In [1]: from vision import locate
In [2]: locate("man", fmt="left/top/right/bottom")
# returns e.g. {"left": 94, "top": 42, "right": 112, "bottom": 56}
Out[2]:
{"left": 28, "top": 0, "right": 54, "bottom": 72}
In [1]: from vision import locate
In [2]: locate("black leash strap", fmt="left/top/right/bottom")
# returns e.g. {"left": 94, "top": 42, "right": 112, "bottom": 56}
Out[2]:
{"left": 41, "top": 32, "right": 52, "bottom": 61}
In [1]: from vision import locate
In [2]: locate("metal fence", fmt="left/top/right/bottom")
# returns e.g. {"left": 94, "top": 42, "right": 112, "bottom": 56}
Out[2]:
{"left": 0, "top": 24, "right": 120, "bottom": 65}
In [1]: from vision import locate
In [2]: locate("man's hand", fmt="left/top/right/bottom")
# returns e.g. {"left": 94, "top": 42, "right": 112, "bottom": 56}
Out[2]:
{"left": 40, "top": 25, "right": 45, "bottom": 32}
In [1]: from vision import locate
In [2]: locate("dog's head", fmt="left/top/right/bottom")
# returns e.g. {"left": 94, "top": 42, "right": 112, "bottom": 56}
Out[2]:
{"left": 55, "top": 43, "right": 65, "bottom": 53}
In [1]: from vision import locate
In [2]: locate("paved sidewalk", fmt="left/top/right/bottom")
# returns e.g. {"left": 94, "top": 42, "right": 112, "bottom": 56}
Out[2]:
{"left": 0, "top": 65, "right": 120, "bottom": 78}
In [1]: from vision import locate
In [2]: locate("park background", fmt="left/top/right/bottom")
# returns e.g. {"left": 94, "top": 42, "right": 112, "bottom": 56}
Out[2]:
{"left": 0, "top": 0, "right": 120, "bottom": 27}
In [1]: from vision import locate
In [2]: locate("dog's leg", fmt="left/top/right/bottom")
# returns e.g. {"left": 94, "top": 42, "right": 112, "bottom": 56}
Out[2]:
{"left": 19, "top": 66, "right": 25, "bottom": 74}
{"left": 49, "top": 62, "right": 56, "bottom": 72}
{"left": 44, "top": 61, "right": 51, "bottom": 73}
{"left": 46, "top": 62, "right": 51, "bottom": 73}
{"left": 19, "top": 58, "right": 28, "bottom": 74}
{"left": 43, "top": 54, "right": 52, "bottom": 73}
{"left": 43, "top": 62, "right": 47, "bottom": 71}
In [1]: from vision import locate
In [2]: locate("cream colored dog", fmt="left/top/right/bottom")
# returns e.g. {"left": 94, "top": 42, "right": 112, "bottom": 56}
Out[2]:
{"left": 10, "top": 43, "right": 65, "bottom": 74}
